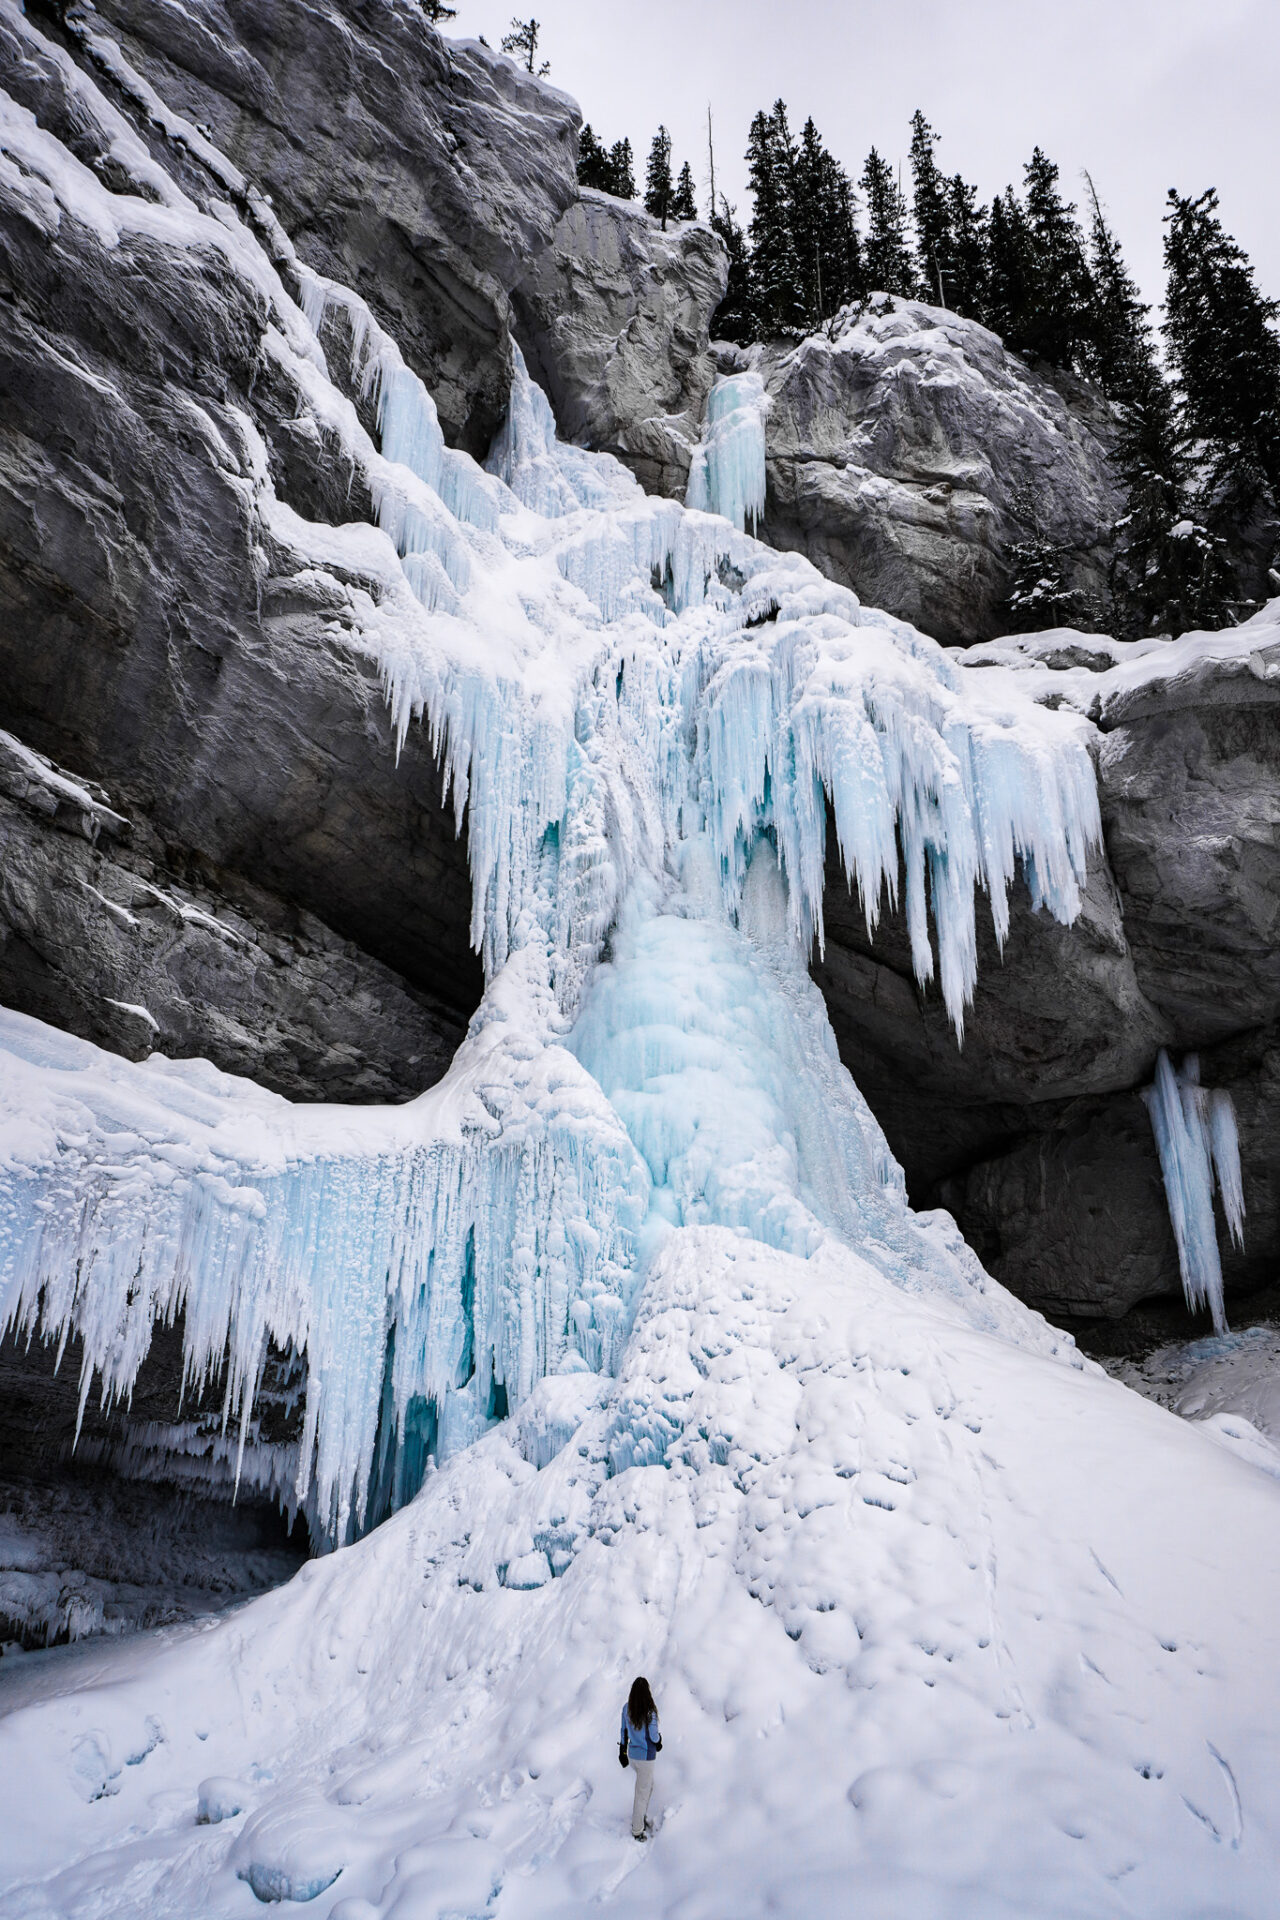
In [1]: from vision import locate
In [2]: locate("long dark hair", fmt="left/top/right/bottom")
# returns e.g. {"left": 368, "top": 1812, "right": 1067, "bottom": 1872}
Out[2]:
{"left": 627, "top": 1675, "right": 656, "bottom": 1726}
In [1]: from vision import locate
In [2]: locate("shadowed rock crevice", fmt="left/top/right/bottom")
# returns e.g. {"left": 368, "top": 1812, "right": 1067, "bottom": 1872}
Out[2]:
{"left": 0, "top": 1322, "right": 308, "bottom": 1650}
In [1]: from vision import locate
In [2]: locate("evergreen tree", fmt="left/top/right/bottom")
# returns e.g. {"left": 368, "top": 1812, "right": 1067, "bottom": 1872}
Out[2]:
{"left": 500, "top": 17, "right": 548, "bottom": 74}
{"left": 577, "top": 124, "right": 613, "bottom": 193}
{"left": 860, "top": 148, "right": 918, "bottom": 300}
{"left": 1070, "top": 181, "right": 1222, "bottom": 634}
{"left": 985, "top": 188, "right": 1033, "bottom": 345}
{"left": 745, "top": 103, "right": 805, "bottom": 334}
{"left": 710, "top": 198, "right": 755, "bottom": 343}
{"left": 645, "top": 126, "right": 674, "bottom": 227}
{"left": 672, "top": 160, "right": 699, "bottom": 223}
{"left": 945, "top": 173, "right": 988, "bottom": 320}
{"left": 608, "top": 138, "right": 636, "bottom": 200}
{"left": 1018, "top": 148, "right": 1093, "bottom": 367}
{"left": 1109, "top": 363, "right": 1237, "bottom": 636}
{"left": 794, "top": 118, "right": 863, "bottom": 324}
{"left": 909, "top": 111, "right": 952, "bottom": 306}
{"left": 1164, "top": 188, "right": 1280, "bottom": 508}
{"left": 1001, "top": 492, "right": 1102, "bottom": 632}
{"left": 421, "top": 0, "right": 457, "bottom": 20}
{"left": 579, "top": 127, "right": 637, "bottom": 199}
{"left": 1081, "top": 178, "right": 1150, "bottom": 399}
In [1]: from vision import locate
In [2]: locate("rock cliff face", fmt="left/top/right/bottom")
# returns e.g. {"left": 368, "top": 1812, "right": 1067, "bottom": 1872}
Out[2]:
{"left": 514, "top": 190, "right": 727, "bottom": 497}
{"left": 80, "top": 0, "right": 581, "bottom": 453}
{"left": 0, "top": 734, "right": 462, "bottom": 1099}
{"left": 841, "top": 620, "right": 1280, "bottom": 1325}
{"left": 1, "top": 0, "right": 485, "bottom": 1098}
{"left": 519, "top": 213, "right": 1121, "bottom": 642}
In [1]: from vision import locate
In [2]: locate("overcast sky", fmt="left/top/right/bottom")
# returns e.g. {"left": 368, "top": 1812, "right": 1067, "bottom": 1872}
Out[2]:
{"left": 461, "top": 0, "right": 1279, "bottom": 317}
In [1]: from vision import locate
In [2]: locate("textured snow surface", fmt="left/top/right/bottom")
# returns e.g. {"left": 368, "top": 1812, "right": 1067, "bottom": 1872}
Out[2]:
{"left": 956, "top": 596, "right": 1280, "bottom": 724}
{"left": 1109, "top": 1327, "right": 1280, "bottom": 1471}
{"left": 3, "top": 1232, "right": 1280, "bottom": 1918}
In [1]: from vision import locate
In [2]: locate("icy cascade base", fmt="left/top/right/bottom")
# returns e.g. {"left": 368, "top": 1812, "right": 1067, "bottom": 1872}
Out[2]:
{"left": 3, "top": 8, "right": 1099, "bottom": 1544}
{"left": 2, "top": 1232, "right": 1279, "bottom": 1919}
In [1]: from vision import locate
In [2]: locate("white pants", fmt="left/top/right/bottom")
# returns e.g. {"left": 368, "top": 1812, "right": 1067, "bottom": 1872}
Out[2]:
{"left": 629, "top": 1757, "right": 655, "bottom": 1836}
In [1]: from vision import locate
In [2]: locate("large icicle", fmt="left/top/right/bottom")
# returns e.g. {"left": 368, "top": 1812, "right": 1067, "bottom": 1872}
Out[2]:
{"left": 0, "top": 991, "right": 648, "bottom": 1547}
{"left": 1142, "top": 1050, "right": 1246, "bottom": 1334}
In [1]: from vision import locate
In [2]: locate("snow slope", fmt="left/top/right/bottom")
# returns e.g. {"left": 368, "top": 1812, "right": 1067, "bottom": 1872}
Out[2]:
{"left": 3, "top": 1232, "right": 1280, "bottom": 1918}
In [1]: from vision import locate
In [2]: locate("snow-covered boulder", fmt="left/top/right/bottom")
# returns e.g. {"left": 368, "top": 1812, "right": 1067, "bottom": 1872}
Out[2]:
{"left": 756, "top": 298, "right": 1123, "bottom": 646}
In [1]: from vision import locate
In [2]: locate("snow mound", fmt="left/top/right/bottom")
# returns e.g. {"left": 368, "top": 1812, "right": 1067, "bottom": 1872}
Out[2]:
{"left": 2, "top": 1231, "right": 1279, "bottom": 1916}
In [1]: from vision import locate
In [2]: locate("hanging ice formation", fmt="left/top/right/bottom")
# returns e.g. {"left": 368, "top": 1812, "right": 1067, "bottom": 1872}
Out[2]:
{"left": 0, "top": 34, "right": 1105, "bottom": 1547}
{"left": 1142, "top": 1050, "right": 1245, "bottom": 1335}
{"left": 685, "top": 370, "right": 768, "bottom": 532}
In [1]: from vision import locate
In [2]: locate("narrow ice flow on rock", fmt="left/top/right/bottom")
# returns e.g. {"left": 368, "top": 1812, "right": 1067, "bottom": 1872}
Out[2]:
{"left": 0, "top": 46, "right": 1101, "bottom": 1548}
{"left": 685, "top": 368, "right": 769, "bottom": 531}
{"left": 1142, "top": 1050, "right": 1245, "bottom": 1336}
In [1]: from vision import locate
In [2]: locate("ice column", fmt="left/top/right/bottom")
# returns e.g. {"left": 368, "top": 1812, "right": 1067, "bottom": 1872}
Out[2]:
{"left": 1142, "top": 1050, "right": 1245, "bottom": 1334}
{"left": 686, "top": 372, "right": 769, "bottom": 532}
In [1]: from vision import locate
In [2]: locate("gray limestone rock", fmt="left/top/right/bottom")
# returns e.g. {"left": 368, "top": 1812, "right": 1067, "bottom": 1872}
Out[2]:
{"left": 756, "top": 299, "right": 1122, "bottom": 646}
{"left": 0, "top": 5, "right": 483, "bottom": 1048}
{"left": 0, "top": 741, "right": 465, "bottom": 1100}
{"left": 814, "top": 845, "right": 1170, "bottom": 1198}
{"left": 938, "top": 1094, "right": 1180, "bottom": 1322}
{"left": 514, "top": 190, "right": 728, "bottom": 497}
{"left": 76, "top": 0, "right": 581, "bottom": 453}
{"left": 1097, "top": 637, "right": 1280, "bottom": 1044}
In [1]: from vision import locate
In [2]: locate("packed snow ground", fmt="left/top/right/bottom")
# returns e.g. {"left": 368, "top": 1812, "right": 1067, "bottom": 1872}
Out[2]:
{"left": 4, "top": 1233, "right": 1280, "bottom": 1918}
{"left": 1110, "top": 1327, "right": 1280, "bottom": 1471}
{"left": 2, "top": 9, "right": 1279, "bottom": 1916}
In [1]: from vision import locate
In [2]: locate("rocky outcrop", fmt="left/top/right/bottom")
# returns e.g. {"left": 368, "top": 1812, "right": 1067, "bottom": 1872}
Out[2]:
{"left": 815, "top": 850, "right": 1170, "bottom": 1197}
{"left": 73, "top": 0, "right": 581, "bottom": 452}
{"left": 846, "top": 617, "right": 1280, "bottom": 1325}
{"left": 514, "top": 190, "right": 727, "bottom": 496}
{"left": 517, "top": 251, "right": 1124, "bottom": 644}
{"left": 757, "top": 300, "right": 1123, "bottom": 646}
{"left": 1098, "top": 645, "right": 1280, "bottom": 1041}
{"left": 0, "top": 734, "right": 464, "bottom": 1100}
{"left": 0, "top": 0, "right": 485, "bottom": 1087}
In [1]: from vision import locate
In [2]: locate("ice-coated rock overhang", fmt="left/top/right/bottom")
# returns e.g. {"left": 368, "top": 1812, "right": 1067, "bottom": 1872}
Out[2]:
{"left": 1, "top": 5, "right": 1106, "bottom": 1550}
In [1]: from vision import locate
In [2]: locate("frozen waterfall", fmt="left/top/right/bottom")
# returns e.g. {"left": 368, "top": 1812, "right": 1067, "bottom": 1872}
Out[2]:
{"left": 0, "top": 172, "right": 1104, "bottom": 1544}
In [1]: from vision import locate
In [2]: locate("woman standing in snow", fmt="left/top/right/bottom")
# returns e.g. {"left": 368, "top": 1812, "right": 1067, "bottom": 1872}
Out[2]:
{"left": 617, "top": 1675, "right": 662, "bottom": 1839}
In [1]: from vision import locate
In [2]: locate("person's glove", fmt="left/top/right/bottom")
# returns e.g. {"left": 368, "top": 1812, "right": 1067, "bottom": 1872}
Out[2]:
{"left": 653, "top": 1737, "right": 662, "bottom": 1753}
{"left": 618, "top": 1744, "right": 628, "bottom": 1769}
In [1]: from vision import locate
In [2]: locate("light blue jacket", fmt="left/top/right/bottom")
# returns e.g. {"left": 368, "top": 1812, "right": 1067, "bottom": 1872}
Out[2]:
{"left": 620, "top": 1705, "right": 662, "bottom": 1762}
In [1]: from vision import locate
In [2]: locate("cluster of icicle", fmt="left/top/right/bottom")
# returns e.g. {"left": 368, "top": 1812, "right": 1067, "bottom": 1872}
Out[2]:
{"left": 685, "top": 370, "right": 768, "bottom": 533}
{"left": 1143, "top": 1051, "right": 1245, "bottom": 1335}
{"left": 0, "top": 18, "right": 1107, "bottom": 1546}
